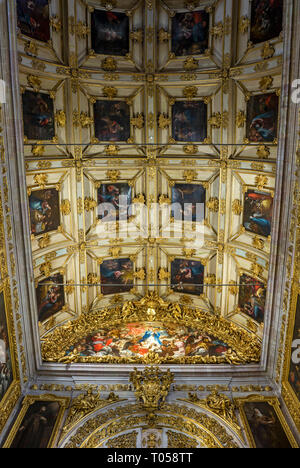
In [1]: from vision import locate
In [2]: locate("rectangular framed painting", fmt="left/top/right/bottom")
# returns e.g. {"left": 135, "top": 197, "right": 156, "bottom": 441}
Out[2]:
{"left": 94, "top": 100, "right": 131, "bottom": 142}
{"left": 36, "top": 274, "right": 65, "bottom": 323}
{"left": 98, "top": 183, "right": 132, "bottom": 222}
{"left": 172, "top": 101, "right": 207, "bottom": 142}
{"left": 238, "top": 273, "right": 266, "bottom": 324}
{"left": 171, "top": 183, "right": 206, "bottom": 223}
{"left": 288, "top": 293, "right": 300, "bottom": 404}
{"left": 171, "top": 259, "right": 204, "bottom": 296}
{"left": 91, "top": 9, "right": 129, "bottom": 56}
{"left": 243, "top": 189, "right": 273, "bottom": 237}
{"left": 22, "top": 90, "right": 55, "bottom": 141}
{"left": 100, "top": 258, "right": 134, "bottom": 296}
{"left": 235, "top": 396, "right": 298, "bottom": 448}
{"left": 17, "top": 0, "right": 51, "bottom": 43}
{"left": 171, "top": 10, "right": 209, "bottom": 56}
{"left": 250, "top": 0, "right": 283, "bottom": 45}
{"left": 246, "top": 92, "right": 279, "bottom": 143}
{"left": 3, "top": 395, "right": 69, "bottom": 448}
{"left": 0, "top": 289, "right": 13, "bottom": 404}
{"left": 29, "top": 188, "right": 60, "bottom": 236}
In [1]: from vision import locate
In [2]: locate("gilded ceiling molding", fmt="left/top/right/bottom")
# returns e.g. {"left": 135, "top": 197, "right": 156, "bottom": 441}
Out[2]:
{"left": 41, "top": 292, "right": 261, "bottom": 365}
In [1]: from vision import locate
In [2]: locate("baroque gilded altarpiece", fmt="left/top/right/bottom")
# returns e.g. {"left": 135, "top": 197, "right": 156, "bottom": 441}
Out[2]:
{"left": 0, "top": 0, "right": 299, "bottom": 448}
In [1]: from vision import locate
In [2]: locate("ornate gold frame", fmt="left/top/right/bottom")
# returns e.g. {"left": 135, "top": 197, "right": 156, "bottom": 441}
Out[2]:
{"left": 2, "top": 394, "right": 69, "bottom": 448}
{"left": 234, "top": 395, "right": 298, "bottom": 448}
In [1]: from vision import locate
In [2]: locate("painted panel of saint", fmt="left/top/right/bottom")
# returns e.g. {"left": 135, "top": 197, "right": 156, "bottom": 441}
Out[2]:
{"left": 17, "top": 0, "right": 50, "bottom": 43}
{"left": 98, "top": 183, "right": 132, "bottom": 222}
{"left": 36, "top": 274, "right": 65, "bottom": 322}
{"left": 0, "top": 292, "right": 13, "bottom": 403}
{"left": 91, "top": 10, "right": 129, "bottom": 56}
{"left": 243, "top": 401, "right": 292, "bottom": 448}
{"left": 171, "top": 183, "right": 206, "bottom": 222}
{"left": 243, "top": 190, "right": 273, "bottom": 237}
{"left": 94, "top": 100, "right": 130, "bottom": 142}
{"left": 250, "top": 0, "right": 283, "bottom": 44}
{"left": 22, "top": 90, "right": 55, "bottom": 141}
{"left": 238, "top": 274, "right": 266, "bottom": 324}
{"left": 65, "top": 323, "right": 232, "bottom": 360}
{"left": 172, "top": 101, "right": 207, "bottom": 142}
{"left": 10, "top": 401, "right": 60, "bottom": 448}
{"left": 171, "top": 259, "right": 204, "bottom": 296}
{"left": 246, "top": 92, "right": 279, "bottom": 143}
{"left": 172, "top": 10, "right": 209, "bottom": 56}
{"left": 100, "top": 259, "right": 134, "bottom": 295}
{"left": 288, "top": 295, "right": 300, "bottom": 403}
{"left": 29, "top": 189, "right": 60, "bottom": 236}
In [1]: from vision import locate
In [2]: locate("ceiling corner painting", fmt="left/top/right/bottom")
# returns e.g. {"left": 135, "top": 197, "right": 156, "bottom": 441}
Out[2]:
{"left": 238, "top": 274, "right": 266, "bottom": 324}
{"left": 0, "top": 291, "right": 13, "bottom": 403}
{"left": 246, "top": 92, "right": 279, "bottom": 143}
{"left": 91, "top": 9, "right": 130, "bottom": 57}
{"left": 94, "top": 100, "right": 131, "bottom": 142}
{"left": 171, "top": 259, "right": 204, "bottom": 296}
{"left": 243, "top": 190, "right": 273, "bottom": 237}
{"left": 250, "top": 0, "right": 283, "bottom": 44}
{"left": 17, "top": 0, "right": 50, "bottom": 43}
{"left": 100, "top": 259, "right": 134, "bottom": 296}
{"left": 171, "top": 10, "right": 210, "bottom": 56}
{"left": 29, "top": 189, "right": 60, "bottom": 237}
{"left": 36, "top": 274, "right": 65, "bottom": 323}
{"left": 22, "top": 90, "right": 55, "bottom": 141}
{"left": 172, "top": 101, "right": 207, "bottom": 142}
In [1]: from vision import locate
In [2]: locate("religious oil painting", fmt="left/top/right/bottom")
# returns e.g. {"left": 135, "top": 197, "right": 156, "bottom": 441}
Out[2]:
{"left": 238, "top": 274, "right": 266, "bottom": 324}
{"left": 171, "top": 10, "right": 209, "bottom": 56}
{"left": 0, "top": 292, "right": 13, "bottom": 403}
{"left": 17, "top": 0, "right": 50, "bottom": 43}
{"left": 94, "top": 100, "right": 131, "bottom": 142}
{"left": 64, "top": 322, "right": 232, "bottom": 361}
{"left": 98, "top": 183, "right": 132, "bottom": 222}
{"left": 250, "top": 0, "right": 283, "bottom": 44}
{"left": 288, "top": 295, "right": 300, "bottom": 403}
{"left": 243, "top": 190, "right": 273, "bottom": 237}
{"left": 242, "top": 400, "right": 293, "bottom": 448}
{"left": 172, "top": 101, "right": 207, "bottom": 142}
{"left": 100, "top": 259, "right": 134, "bottom": 296}
{"left": 171, "top": 259, "right": 204, "bottom": 296}
{"left": 9, "top": 400, "right": 61, "bottom": 448}
{"left": 36, "top": 274, "right": 65, "bottom": 323}
{"left": 171, "top": 183, "right": 206, "bottom": 223}
{"left": 246, "top": 92, "right": 279, "bottom": 143}
{"left": 22, "top": 90, "right": 55, "bottom": 141}
{"left": 29, "top": 189, "right": 60, "bottom": 236}
{"left": 91, "top": 9, "right": 129, "bottom": 56}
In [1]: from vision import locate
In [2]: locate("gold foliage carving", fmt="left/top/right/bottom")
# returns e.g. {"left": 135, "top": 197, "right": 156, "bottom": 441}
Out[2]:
{"left": 167, "top": 430, "right": 198, "bottom": 448}
{"left": 102, "top": 57, "right": 117, "bottom": 71}
{"left": 158, "top": 28, "right": 171, "bottom": 43}
{"left": 158, "top": 113, "right": 171, "bottom": 129}
{"left": 131, "top": 113, "right": 145, "bottom": 129}
{"left": 103, "top": 86, "right": 118, "bottom": 99}
{"left": 27, "top": 75, "right": 41, "bottom": 92}
{"left": 232, "top": 199, "right": 243, "bottom": 216}
{"left": 183, "top": 86, "right": 198, "bottom": 99}
{"left": 61, "top": 199, "right": 71, "bottom": 216}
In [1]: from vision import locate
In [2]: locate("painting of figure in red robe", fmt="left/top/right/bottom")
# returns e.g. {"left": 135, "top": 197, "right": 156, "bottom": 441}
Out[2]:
{"left": 91, "top": 10, "right": 129, "bottom": 56}
{"left": 0, "top": 292, "right": 13, "bottom": 403}
{"left": 250, "top": 0, "right": 283, "bottom": 44}
{"left": 94, "top": 100, "right": 131, "bottom": 142}
{"left": 172, "top": 10, "right": 209, "bottom": 56}
{"left": 17, "top": 0, "right": 50, "bottom": 43}
{"left": 10, "top": 401, "right": 60, "bottom": 448}
{"left": 36, "top": 274, "right": 65, "bottom": 322}
{"left": 22, "top": 90, "right": 55, "bottom": 141}
{"left": 288, "top": 295, "right": 300, "bottom": 404}
{"left": 171, "top": 259, "right": 204, "bottom": 296}
{"left": 238, "top": 274, "right": 266, "bottom": 324}
{"left": 29, "top": 189, "right": 60, "bottom": 236}
{"left": 246, "top": 93, "right": 279, "bottom": 143}
{"left": 243, "top": 190, "right": 273, "bottom": 237}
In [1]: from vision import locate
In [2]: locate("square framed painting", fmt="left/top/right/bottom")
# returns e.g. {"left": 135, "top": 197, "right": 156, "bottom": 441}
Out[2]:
{"left": 22, "top": 90, "right": 55, "bottom": 141}
{"left": 171, "top": 258, "right": 204, "bottom": 296}
{"left": 17, "top": 0, "right": 51, "bottom": 43}
{"left": 29, "top": 188, "right": 60, "bottom": 236}
{"left": 246, "top": 92, "right": 279, "bottom": 143}
{"left": 98, "top": 183, "right": 132, "bottom": 222}
{"left": 171, "top": 10, "right": 210, "bottom": 56}
{"left": 36, "top": 273, "right": 65, "bottom": 323}
{"left": 3, "top": 394, "right": 69, "bottom": 448}
{"left": 238, "top": 273, "right": 266, "bottom": 324}
{"left": 91, "top": 9, "right": 130, "bottom": 57}
{"left": 172, "top": 101, "right": 208, "bottom": 142}
{"left": 100, "top": 258, "right": 134, "bottom": 295}
{"left": 0, "top": 287, "right": 14, "bottom": 404}
{"left": 250, "top": 0, "right": 283, "bottom": 45}
{"left": 243, "top": 189, "right": 273, "bottom": 237}
{"left": 171, "top": 183, "right": 206, "bottom": 223}
{"left": 235, "top": 396, "right": 298, "bottom": 448}
{"left": 93, "top": 100, "right": 131, "bottom": 142}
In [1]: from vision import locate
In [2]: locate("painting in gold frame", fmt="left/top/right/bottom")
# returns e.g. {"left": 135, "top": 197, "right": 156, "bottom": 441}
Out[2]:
{"left": 0, "top": 286, "right": 14, "bottom": 404}
{"left": 235, "top": 395, "right": 298, "bottom": 448}
{"left": 3, "top": 394, "right": 69, "bottom": 448}
{"left": 282, "top": 280, "right": 300, "bottom": 432}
